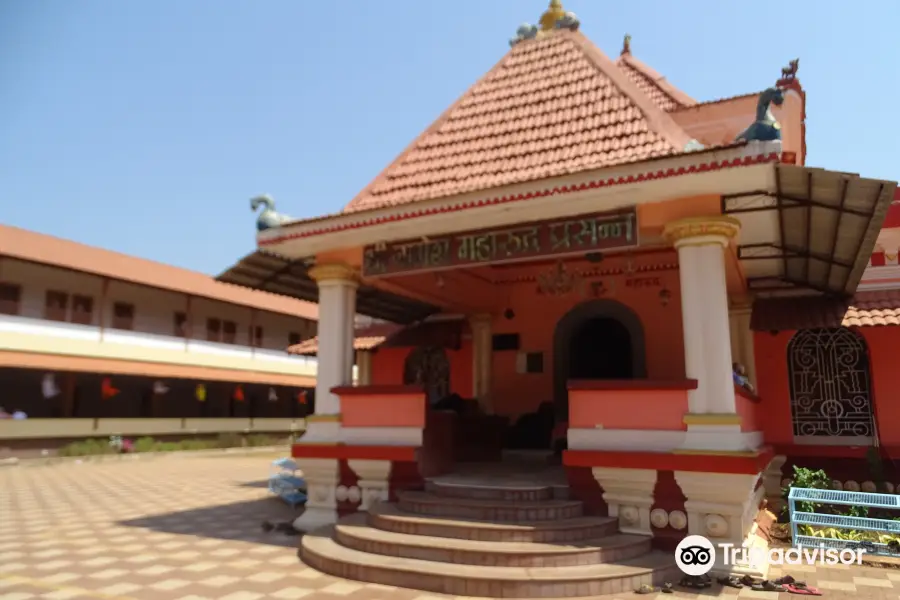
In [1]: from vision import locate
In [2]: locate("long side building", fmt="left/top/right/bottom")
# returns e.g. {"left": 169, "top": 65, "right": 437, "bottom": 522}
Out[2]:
{"left": 0, "top": 224, "right": 318, "bottom": 448}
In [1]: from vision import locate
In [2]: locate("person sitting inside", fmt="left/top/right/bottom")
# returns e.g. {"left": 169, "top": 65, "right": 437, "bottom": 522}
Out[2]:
{"left": 732, "top": 362, "right": 756, "bottom": 394}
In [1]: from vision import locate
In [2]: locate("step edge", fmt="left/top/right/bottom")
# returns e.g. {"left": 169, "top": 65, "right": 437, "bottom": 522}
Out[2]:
{"left": 337, "top": 521, "right": 650, "bottom": 555}
{"left": 370, "top": 504, "right": 615, "bottom": 531}
{"left": 303, "top": 528, "right": 674, "bottom": 582}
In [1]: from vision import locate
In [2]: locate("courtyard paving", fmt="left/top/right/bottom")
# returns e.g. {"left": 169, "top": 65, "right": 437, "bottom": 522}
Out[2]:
{"left": 0, "top": 455, "right": 898, "bottom": 600}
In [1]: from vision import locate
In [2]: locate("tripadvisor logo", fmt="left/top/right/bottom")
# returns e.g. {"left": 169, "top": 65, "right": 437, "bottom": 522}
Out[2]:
{"left": 675, "top": 535, "right": 865, "bottom": 576}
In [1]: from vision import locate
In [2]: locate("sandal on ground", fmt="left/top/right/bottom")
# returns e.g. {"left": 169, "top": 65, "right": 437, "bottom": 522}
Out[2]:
{"left": 718, "top": 576, "right": 744, "bottom": 588}
{"left": 785, "top": 583, "right": 822, "bottom": 596}
{"left": 661, "top": 583, "right": 674, "bottom": 594}
{"left": 774, "top": 575, "right": 796, "bottom": 585}
{"left": 752, "top": 580, "right": 786, "bottom": 592}
{"left": 740, "top": 575, "right": 756, "bottom": 587}
{"left": 635, "top": 584, "right": 656, "bottom": 594}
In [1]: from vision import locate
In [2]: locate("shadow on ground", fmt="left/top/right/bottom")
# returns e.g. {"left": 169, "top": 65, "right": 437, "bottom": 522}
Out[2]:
{"left": 238, "top": 480, "right": 272, "bottom": 488}
{"left": 117, "top": 496, "right": 303, "bottom": 547}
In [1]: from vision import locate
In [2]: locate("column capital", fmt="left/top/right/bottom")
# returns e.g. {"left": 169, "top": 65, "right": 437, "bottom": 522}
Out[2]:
{"left": 663, "top": 216, "right": 741, "bottom": 248}
{"left": 308, "top": 262, "right": 359, "bottom": 285}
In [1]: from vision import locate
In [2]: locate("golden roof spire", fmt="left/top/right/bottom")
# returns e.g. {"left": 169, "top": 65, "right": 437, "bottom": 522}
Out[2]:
{"left": 621, "top": 34, "right": 632, "bottom": 56}
{"left": 539, "top": 0, "right": 566, "bottom": 31}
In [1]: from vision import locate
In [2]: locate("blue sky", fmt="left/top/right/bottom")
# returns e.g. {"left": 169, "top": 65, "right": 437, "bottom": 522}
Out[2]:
{"left": 2, "top": 0, "right": 898, "bottom": 275}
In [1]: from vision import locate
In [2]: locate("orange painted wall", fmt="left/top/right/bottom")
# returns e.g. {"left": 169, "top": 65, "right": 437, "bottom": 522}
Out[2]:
{"left": 488, "top": 268, "right": 685, "bottom": 418}
{"left": 753, "top": 327, "right": 900, "bottom": 446}
{"left": 370, "top": 342, "right": 473, "bottom": 397}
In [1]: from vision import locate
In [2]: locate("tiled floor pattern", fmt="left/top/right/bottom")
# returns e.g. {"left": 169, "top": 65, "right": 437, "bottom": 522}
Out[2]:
{"left": 1, "top": 456, "right": 900, "bottom": 600}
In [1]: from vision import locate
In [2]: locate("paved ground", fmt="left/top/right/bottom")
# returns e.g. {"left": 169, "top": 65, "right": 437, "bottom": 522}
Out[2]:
{"left": 1, "top": 456, "right": 899, "bottom": 600}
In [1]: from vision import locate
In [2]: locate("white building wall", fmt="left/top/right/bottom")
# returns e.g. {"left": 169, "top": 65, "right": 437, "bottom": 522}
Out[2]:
{"left": 0, "top": 259, "right": 318, "bottom": 375}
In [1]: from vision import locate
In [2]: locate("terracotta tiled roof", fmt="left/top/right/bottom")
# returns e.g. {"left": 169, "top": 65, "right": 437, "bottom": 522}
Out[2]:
{"left": 615, "top": 53, "right": 695, "bottom": 112}
{"left": 287, "top": 324, "right": 402, "bottom": 355}
{"left": 844, "top": 290, "right": 900, "bottom": 327}
{"left": 0, "top": 225, "right": 318, "bottom": 321}
{"left": 343, "top": 30, "right": 693, "bottom": 213}
{"left": 750, "top": 291, "right": 900, "bottom": 331}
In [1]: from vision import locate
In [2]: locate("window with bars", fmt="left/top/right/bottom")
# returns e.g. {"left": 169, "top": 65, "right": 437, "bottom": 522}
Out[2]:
{"left": 111, "top": 302, "right": 134, "bottom": 330}
{"left": 71, "top": 295, "right": 94, "bottom": 325}
{"left": 222, "top": 320, "right": 237, "bottom": 344}
{"left": 206, "top": 318, "right": 221, "bottom": 342}
{"left": 174, "top": 312, "right": 188, "bottom": 337}
{"left": 0, "top": 283, "right": 21, "bottom": 315}
{"left": 44, "top": 291, "right": 69, "bottom": 322}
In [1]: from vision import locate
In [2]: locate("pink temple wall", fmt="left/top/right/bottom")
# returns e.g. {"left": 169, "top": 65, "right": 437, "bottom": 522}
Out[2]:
{"left": 369, "top": 267, "right": 686, "bottom": 420}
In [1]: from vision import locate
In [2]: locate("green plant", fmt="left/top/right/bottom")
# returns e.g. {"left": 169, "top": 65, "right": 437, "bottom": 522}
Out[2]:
{"left": 867, "top": 446, "right": 888, "bottom": 493}
{"left": 782, "top": 466, "right": 832, "bottom": 516}
{"left": 133, "top": 437, "right": 157, "bottom": 453}
{"left": 57, "top": 438, "right": 116, "bottom": 457}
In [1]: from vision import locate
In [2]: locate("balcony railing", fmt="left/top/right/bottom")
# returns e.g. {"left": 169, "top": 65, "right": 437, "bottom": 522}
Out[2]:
{"left": 0, "top": 313, "right": 319, "bottom": 376}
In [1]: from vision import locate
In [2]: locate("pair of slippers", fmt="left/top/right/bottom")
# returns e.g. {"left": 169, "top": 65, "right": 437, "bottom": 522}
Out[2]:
{"left": 718, "top": 574, "right": 821, "bottom": 595}
{"left": 261, "top": 520, "right": 300, "bottom": 536}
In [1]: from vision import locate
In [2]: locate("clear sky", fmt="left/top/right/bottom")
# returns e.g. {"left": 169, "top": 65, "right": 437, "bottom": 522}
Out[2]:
{"left": 2, "top": 0, "right": 898, "bottom": 275}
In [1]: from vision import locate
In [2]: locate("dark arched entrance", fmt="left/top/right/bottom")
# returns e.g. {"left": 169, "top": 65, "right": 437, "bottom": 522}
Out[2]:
{"left": 553, "top": 300, "right": 646, "bottom": 417}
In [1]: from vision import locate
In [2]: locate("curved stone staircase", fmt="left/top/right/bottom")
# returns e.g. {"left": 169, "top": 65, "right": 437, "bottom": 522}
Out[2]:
{"left": 301, "top": 479, "right": 679, "bottom": 597}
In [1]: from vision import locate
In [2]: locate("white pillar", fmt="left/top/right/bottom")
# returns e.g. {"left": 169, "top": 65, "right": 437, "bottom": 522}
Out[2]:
{"left": 306, "top": 263, "right": 358, "bottom": 442}
{"left": 663, "top": 217, "right": 740, "bottom": 415}
{"left": 469, "top": 314, "right": 493, "bottom": 413}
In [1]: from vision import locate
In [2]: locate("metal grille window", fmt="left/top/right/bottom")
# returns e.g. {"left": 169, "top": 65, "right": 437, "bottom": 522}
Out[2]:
{"left": 787, "top": 328, "right": 874, "bottom": 440}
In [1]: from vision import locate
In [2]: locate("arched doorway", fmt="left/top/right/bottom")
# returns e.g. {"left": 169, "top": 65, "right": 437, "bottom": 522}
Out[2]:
{"left": 787, "top": 328, "right": 874, "bottom": 440}
{"left": 403, "top": 346, "right": 451, "bottom": 406}
{"left": 553, "top": 300, "right": 646, "bottom": 417}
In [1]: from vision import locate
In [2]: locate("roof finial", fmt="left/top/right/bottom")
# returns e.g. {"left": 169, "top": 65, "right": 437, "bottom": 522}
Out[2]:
{"left": 539, "top": 0, "right": 566, "bottom": 31}
{"left": 621, "top": 34, "right": 632, "bottom": 56}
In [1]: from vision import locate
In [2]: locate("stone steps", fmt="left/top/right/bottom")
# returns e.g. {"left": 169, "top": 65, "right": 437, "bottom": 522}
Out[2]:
{"left": 368, "top": 502, "right": 618, "bottom": 543}
{"left": 398, "top": 490, "right": 583, "bottom": 522}
{"left": 334, "top": 513, "right": 652, "bottom": 567}
{"left": 426, "top": 480, "right": 555, "bottom": 502}
{"left": 299, "top": 479, "right": 675, "bottom": 598}
{"left": 303, "top": 527, "right": 676, "bottom": 598}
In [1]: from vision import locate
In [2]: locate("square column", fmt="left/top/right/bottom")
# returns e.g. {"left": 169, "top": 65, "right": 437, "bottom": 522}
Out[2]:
{"left": 306, "top": 262, "right": 358, "bottom": 443}
{"left": 663, "top": 217, "right": 751, "bottom": 451}
{"left": 469, "top": 314, "right": 493, "bottom": 414}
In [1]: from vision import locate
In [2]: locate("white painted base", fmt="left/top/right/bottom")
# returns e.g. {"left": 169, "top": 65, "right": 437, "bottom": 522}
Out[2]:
{"left": 341, "top": 427, "right": 422, "bottom": 447}
{"left": 300, "top": 420, "right": 341, "bottom": 444}
{"left": 292, "top": 505, "right": 338, "bottom": 533}
{"left": 682, "top": 425, "right": 763, "bottom": 452}
{"left": 569, "top": 427, "right": 763, "bottom": 453}
{"left": 591, "top": 467, "right": 657, "bottom": 535}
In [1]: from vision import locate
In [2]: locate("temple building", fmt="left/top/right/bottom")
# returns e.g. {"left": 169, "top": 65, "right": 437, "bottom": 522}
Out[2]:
{"left": 0, "top": 224, "right": 317, "bottom": 452}
{"left": 219, "top": 1, "right": 898, "bottom": 595}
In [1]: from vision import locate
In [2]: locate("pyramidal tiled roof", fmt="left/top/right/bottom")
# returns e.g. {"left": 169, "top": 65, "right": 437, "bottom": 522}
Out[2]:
{"left": 615, "top": 52, "right": 696, "bottom": 112}
{"left": 343, "top": 29, "right": 695, "bottom": 213}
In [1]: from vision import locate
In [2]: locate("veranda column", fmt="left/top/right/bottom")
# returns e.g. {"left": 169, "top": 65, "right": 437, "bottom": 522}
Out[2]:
{"left": 469, "top": 314, "right": 493, "bottom": 413}
{"left": 663, "top": 217, "right": 746, "bottom": 450}
{"left": 306, "top": 262, "right": 358, "bottom": 439}
{"left": 291, "top": 263, "right": 357, "bottom": 533}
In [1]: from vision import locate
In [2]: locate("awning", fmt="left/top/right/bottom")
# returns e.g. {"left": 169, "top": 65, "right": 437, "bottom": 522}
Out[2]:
{"left": 287, "top": 320, "right": 465, "bottom": 355}
{"left": 287, "top": 324, "right": 402, "bottom": 355}
{"left": 725, "top": 165, "right": 897, "bottom": 298}
{"left": 216, "top": 250, "right": 440, "bottom": 324}
{"left": 750, "top": 290, "right": 900, "bottom": 331}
